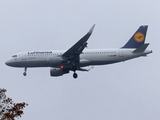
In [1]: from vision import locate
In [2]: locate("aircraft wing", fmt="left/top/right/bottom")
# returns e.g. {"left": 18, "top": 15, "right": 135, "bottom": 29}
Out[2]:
{"left": 62, "top": 24, "right": 95, "bottom": 60}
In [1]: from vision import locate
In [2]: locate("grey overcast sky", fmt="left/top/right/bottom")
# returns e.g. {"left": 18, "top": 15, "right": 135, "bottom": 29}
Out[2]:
{"left": 0, "top": 0, "right": 160, "bottom": 120}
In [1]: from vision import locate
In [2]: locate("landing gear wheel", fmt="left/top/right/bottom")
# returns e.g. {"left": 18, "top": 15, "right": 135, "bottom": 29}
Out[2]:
{"left": 23, "top": 67, "right": 27, "bottom": 76}
{"left": 73, "top": 73, "right": 78, "bottom": 79}
{"left": 23, "top": 72, "right": 27, "bottom": 76}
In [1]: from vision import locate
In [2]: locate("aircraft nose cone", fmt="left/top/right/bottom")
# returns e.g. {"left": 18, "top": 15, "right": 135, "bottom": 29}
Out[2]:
{"left": 5, "top": 60, "right": 9, "bottom": 66}
{"left": 5, "top": 60, "right": 12, "bottom": 66}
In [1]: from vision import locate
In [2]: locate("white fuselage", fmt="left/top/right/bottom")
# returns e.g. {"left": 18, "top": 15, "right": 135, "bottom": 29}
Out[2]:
{"left": 5, "top": 25, "right": 152, "bottom": 78}
{"left": 5, "top": 48, "right": 152, "bottom": 68}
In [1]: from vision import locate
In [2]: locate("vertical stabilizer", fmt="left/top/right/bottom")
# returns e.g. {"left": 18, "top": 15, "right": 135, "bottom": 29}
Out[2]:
{"left": 122, "top": 26, "right": 148, "bottom": 48}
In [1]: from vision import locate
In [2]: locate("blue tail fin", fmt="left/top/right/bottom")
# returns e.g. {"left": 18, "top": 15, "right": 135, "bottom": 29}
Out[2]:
{"left": 122, "top": 26, "right": 148, "bottom": 48}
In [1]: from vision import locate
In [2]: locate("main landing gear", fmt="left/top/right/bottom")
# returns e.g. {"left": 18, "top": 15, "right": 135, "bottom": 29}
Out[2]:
{"left": 73, "top": 72, "right": 78, "bottom": 79}
{"left": 23, "top": 67, "right": 27, "bottom": 76}
{"left": 72, "top": 65, "right": 78, "bottom": 79}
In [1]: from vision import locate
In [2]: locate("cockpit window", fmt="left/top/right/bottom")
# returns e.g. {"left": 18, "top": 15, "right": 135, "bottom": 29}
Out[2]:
{"left": 12, "top": 55, "right": 17, "bottom": 57}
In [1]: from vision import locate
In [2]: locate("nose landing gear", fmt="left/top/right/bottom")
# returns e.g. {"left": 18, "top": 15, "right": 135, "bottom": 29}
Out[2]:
{"left": 23, "top": 67, "right": 27, "bottom": 76}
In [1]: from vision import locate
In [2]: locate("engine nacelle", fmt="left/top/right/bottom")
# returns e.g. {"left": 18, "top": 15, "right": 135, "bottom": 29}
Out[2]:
{"left": 50, "top": 68, "right": 69, "bottom": 76}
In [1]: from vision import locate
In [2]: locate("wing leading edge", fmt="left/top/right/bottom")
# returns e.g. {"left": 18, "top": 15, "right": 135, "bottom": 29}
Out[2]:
{"left": 62, "top": 24, "right": 95, "bottom": 60}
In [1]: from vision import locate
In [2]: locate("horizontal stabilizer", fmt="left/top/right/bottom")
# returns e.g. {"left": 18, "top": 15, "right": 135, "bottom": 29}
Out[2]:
{"left": 132, "top": 43, "right": 149, "bottom": 53}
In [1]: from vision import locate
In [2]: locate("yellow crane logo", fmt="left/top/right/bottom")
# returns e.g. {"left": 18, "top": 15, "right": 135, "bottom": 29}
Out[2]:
{"left": 134, "top": 32, "right": 144, "bottom": 42}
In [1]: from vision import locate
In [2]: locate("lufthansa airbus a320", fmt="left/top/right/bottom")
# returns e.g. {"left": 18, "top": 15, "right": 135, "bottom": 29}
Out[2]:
{"left": 5, "top": 25, "right": 152, "bottom": 78}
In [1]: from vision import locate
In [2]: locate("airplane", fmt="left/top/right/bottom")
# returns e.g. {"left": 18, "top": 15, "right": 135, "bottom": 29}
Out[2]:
{"left": 5, "top": 25, "right": 152, "bottom": 78}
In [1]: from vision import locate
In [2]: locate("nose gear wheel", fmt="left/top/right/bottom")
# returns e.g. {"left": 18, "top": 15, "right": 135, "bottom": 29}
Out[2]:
{"left": 23, "top": 67, "right": 27, "bottom": 76}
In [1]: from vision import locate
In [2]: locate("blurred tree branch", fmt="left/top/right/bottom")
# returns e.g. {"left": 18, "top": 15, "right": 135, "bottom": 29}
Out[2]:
{"left": 0, "top": 88, "right": 28, "bottom": 120}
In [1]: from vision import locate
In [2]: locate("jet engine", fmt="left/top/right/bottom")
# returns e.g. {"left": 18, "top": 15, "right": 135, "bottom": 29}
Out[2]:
{"left": 50, "top": 68, "right": 69, "bottom": 76}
